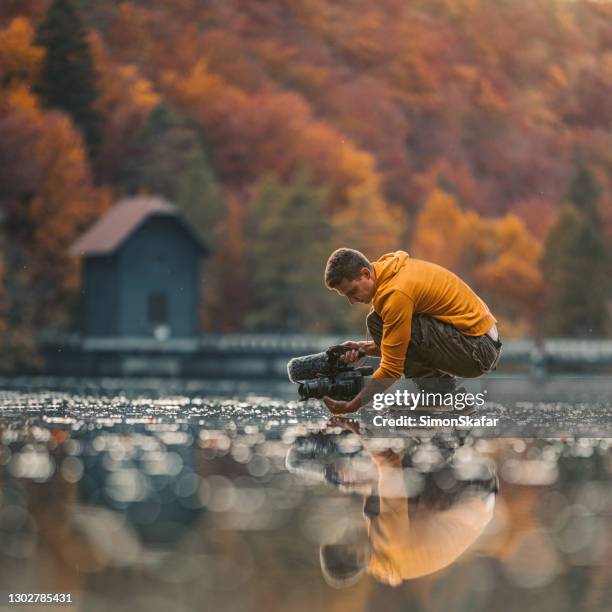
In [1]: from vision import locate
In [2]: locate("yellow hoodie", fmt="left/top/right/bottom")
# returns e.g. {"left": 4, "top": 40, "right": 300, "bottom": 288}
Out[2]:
{"left": 371, "top": 251, "right": 496, "bottom": 379}
{"left": 366, "top": 450, "right": 495, "bottom": 585}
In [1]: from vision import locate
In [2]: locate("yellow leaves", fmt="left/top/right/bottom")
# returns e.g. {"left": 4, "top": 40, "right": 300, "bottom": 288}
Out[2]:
{"left": 346, "top": 12, "right": 385, "bottom": 65}
{"left": 129, "top": 72, "right": 159, "bottom": 111}
{"left": 164, "top": 59, "right": 396, "bottom": 231}
{"left": 295, "top": 0, "right": 336, "bottom": 37}
{"left": 454, "top": 64, "right": 479, "bottom": 83}
{"left": 331, "top": 176, "right": 404, "bottom": 256}
{"left": 166, "top": 60, "right": 246, "bottom": 117}
{"left": 0, "top": 17, "right": 44, "bottom": 88}
{"left": 477, "top": 79, "right": 507, "bottom": 114}
{"left": 517, "top": 89, "right": 561, "bottom": 129}
{"left": 288, "top": 63, "right": 330, "bottom": 94}
{"left": 30, "top": 113, "right": 95, "bottom": 240}
{"left": 300, "top": 120, "right": 392, "bottom": 225}
{"left": 451, "top": 68, "right": 508, "bottom": 115}
{"left": 254, "top": 41, "right": 298, "bottom": 75}
{"left": 415, "top": 188, "right": 542, "bottom": 272}
{"left": 475, "top": 252, "right": 542, "bottom": 301}
{"left": 390, "top": 55, "right": 441, "bottom": 110}
{"left": 293, "top": 117, "right": 399, "bottom": 230}
{"left": 337, "top": 138, "right": 377, "bottom": 188}
{"left": 2, "top": 84, "right": 41, "bottom": 119}
{"left": 91, "top": 32, "right": 159, "bottom": 118}
{"left": 413, "top": 188, "right": 543, "bottom": 327}
{"left": 298, "top": 122, "right": 378, "bottom": 209}
{"left": 547, "top": 64, "right": 568, "bottom": 90}
{"left": 412, "top": 189, "right": 466, "bottom": 270}
{"left": 2, "top": 85, "right": 108, "bottom": 296}
{"left": 171, "top": 61, "right": 216, "bottom": 101}
{"left": 254, "top": 39, "right": 330, "bottom": 95}
{"left": 492, "top": 214, "right": 541, "bottom": 261}
{"left": 106, "top": 65, "right": 159, "bottom": 114}
{"left": 444, "top": 0, "right": 481, "bottom": 18}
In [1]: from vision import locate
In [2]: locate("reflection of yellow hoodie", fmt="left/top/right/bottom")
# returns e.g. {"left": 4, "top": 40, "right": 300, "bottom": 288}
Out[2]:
{"left": 366, "top": 451, "right": 495, "bottom": 586}
{"left": 371, "top": 251, "right": 496, "bottom": 378}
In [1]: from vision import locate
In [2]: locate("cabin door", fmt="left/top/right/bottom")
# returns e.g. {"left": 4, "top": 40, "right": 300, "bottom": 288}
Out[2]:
{"left": 148, "top": 292, "right": 170, "bottom": 339}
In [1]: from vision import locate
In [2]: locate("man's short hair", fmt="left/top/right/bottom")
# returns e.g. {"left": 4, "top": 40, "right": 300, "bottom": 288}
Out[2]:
{"left": 319, "top": 541, "right": 370, "bottom": 589}
{"left": 325, "top": 248, "right": 372, "bottom": 289}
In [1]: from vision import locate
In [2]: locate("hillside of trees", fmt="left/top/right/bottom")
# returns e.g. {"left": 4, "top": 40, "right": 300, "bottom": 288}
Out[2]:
{"left": 1, "top": 0, "right": 611, "bottom": 366}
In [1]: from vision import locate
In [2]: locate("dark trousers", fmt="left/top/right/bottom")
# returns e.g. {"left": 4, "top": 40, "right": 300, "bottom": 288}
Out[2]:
{"left": 366, "top": 312, "right": 502, "bottom": 392}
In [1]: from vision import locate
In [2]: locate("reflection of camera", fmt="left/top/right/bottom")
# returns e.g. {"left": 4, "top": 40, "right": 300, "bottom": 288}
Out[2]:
{"left": 287, "top": 345, "right": 374, "bottom": 401}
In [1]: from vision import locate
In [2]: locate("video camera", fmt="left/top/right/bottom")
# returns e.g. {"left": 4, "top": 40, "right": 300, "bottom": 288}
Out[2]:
{"left": 287, "top": 345, "right": 374, "bottom": 401}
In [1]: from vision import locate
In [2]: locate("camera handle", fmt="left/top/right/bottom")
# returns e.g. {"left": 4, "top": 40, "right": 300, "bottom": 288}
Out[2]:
{"left": 326, "top": 344, "right": 366, "bottom": 361}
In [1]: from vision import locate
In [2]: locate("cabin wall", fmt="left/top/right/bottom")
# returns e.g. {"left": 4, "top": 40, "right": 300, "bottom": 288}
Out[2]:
{"left": 116, "top": 217, "right": 201, "bottom": 337}
{"left": 83, "top": 255, "right": 119, "bottom": 336}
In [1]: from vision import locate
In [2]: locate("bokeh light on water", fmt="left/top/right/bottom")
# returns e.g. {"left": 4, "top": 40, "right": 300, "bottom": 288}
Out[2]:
{"left": 1, "top": 383, "right": 612, "bottom": 611}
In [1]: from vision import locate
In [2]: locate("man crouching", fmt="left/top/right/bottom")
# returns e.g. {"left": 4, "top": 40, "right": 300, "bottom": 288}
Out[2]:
{"left": 322, "top": 248, "right": 502, "bottom": 415}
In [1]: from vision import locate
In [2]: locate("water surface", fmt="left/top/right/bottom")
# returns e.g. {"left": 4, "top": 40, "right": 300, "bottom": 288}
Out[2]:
{"left": 0, "top": 379, "right": 611, "bottom": 611}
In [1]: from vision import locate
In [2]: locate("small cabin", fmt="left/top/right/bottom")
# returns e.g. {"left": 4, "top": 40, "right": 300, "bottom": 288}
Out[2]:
{"left": 70, "top": 196, "right": 209, "bottom": 339}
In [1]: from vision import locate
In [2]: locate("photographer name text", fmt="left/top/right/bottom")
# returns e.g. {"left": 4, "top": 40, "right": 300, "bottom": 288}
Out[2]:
{"left": 372, "top": 414, "right": 499, "bottom": 428}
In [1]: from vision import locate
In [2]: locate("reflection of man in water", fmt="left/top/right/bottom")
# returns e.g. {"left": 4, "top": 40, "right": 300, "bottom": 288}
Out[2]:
{"left": 321, "top": 447, "right": 497, "bottom": 587}
{"left": 322, "top": 248, "right": 502, "bottom": 415}
{"left": 286, "top": 429, "right": 498, "bottom": 588}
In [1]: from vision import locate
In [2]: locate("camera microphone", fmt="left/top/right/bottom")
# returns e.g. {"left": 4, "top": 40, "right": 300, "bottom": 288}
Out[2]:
{"left": 287, "top": 345, "right": 367, "bottom": 384}
{"left": 287, "top": 351, "right": 330, "bottom": 383}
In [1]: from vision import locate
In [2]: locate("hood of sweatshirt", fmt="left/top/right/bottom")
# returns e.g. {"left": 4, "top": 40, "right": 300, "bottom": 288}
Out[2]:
{"left": 372, "top": 251, "right": 410, "bottom": 304}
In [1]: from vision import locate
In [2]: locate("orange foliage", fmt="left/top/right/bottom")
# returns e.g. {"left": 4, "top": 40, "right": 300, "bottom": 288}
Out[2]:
{"left": 90, "top": 32, "right": 160, "bottom": 182}
{"left": 1, "top": 86, "right": 109, "bottom": 319}
{"left": 476, "top": 78, "right": 508, "bottom": 114}
{"left": 512, "top": 198, "right": 557, "bottom": 241}
{"left": 162, "top": 58, "right": 400, "bottom": 246}
{"left": 318, "top": 76, "right": 412, "bottom": 205}
{"left": 92, "top": 33, "right": 159, "bottom": 118}
{"left": 413, "top": 189, "right": 543, "bottom": 332}
{"left": 96, "top": 0, "right": 610, "bottom": 224}
{"left": 4, "top": 0, "right": 612, "bottom": 339}
{"left": 0, "top": 256, "right": 6, "bottom": 338}
{"left": 201, "top": 193, "right": 251, "bottom": 332}
{"left": 0, "top": 17, "right": 44, "bottom": 87}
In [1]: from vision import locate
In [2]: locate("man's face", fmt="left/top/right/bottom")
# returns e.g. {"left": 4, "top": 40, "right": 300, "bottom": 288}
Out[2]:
{"left": 335, "top": 268, "right": 376, "bottom": 305}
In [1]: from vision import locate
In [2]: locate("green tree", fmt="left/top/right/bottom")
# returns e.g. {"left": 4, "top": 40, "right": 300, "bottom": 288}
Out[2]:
{"left": 541, "top": 165, "right": 609, "bottom": 337}
{"left": 244, "top": 172, "right": 352, "bottom": 334}
{"left": 35, "top": 0, "right": 101, "bottom": 157}
{"left": 567, "top": 158, "right": 601, "bottom": 221}
{"left": 119, "top": 103, "right": 223, "bottom": 244}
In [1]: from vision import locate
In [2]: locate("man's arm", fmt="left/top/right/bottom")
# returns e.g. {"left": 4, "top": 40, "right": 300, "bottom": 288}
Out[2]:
{"left": 372, "top": 291, "right": 414, "bottom": 379}
{"left": 352, "top": 375, "right": 394, "bottom": 410}
{"left": 324, "top": 293, "right": 414, "bottom": 414}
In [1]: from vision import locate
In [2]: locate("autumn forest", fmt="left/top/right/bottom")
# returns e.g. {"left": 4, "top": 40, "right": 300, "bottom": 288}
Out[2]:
{"left": 1, "top": 0, "right": 611, "bottom": 367}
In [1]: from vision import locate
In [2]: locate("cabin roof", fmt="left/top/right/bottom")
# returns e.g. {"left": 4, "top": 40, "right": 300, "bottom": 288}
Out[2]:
{"left": 70, "top": 196, "right": 209, "bottom": 257}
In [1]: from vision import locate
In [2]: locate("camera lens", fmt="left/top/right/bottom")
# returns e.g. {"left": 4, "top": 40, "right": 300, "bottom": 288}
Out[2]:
{"left": 298, "top": 378, "right": 333, "bottom": 400}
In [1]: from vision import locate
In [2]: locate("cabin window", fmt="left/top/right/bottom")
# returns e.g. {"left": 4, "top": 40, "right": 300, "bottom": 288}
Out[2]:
{"left": 148, "top": 292, "right": 168, "bottom": 324}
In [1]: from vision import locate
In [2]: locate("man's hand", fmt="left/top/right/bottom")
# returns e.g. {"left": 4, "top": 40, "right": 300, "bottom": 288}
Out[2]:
{"left": 322, "top": 395, "right": 360, "bottom": 415}
{"left": 327, "top": 416, "right": 361, "bottom": 434}
{"left": 324, "top": 375, "right": 395, "bottom": 415}
{"left": 339, "top": 341, "right": 363, "bottom": 364}
{"left": 339, "top": 340, "right": 379, "bottom": 363}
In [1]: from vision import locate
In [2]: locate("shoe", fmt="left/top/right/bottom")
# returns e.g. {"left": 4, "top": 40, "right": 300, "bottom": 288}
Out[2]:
{"left": 453, "top": 403, "right": 477, "bottom": 416}
{"left": 418, "top": 405, "right": 455, "bottom": 414}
